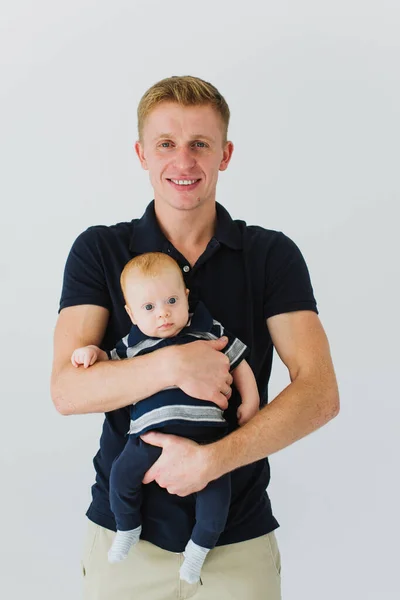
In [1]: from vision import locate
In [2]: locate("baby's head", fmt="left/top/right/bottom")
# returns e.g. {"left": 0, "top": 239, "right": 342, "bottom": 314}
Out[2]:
{"left": 120, "top": 252, "right": 190, "bottom": 338}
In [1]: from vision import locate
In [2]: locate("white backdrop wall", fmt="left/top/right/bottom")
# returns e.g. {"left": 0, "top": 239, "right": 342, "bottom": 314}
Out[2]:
{"left": 1, "top": 1, "right": 399, "bottom": 598}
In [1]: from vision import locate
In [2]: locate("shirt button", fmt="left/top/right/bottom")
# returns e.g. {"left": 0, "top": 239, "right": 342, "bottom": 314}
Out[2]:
{"left": 183, "top": 265, "right": 190, "bottom": 272}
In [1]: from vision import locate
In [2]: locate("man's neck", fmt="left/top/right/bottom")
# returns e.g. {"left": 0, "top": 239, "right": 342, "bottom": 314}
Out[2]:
{"left": 154, "top": 200, "right": 217, "bottom": 253}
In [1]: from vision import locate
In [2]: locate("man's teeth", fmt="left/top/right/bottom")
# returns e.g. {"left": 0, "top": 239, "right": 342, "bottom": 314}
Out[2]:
{"left": 170, "top": 179, "right": 198, "bottom": 185}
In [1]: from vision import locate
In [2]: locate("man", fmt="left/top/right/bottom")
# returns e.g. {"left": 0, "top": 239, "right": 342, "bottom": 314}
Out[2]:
{"left": 51, "top": 75, "right": 339, "bottom": 600}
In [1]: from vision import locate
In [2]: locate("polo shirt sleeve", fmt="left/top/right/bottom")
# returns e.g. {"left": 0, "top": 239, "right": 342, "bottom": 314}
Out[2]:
{"left": 211, "top": 320, "right": 250, "bottom": 371}
{"left": 264, "top": 232, "right": 318, "bottom": 320}
{"left": 109, "top": 336, "right": 129, "bottom": 360}
{"left": 59, "top": 227, "right": 111, "bottom": 312}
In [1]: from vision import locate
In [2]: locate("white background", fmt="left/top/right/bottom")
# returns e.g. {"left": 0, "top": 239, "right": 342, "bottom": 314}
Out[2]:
{"left": 1, "top": 1, "right": 399, "bottom": 598}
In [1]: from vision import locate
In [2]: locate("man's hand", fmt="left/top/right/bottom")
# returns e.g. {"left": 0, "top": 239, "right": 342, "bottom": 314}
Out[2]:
{"left": 140, "top": 431, "right": 217, "bottom": 496}
{"left": 173, "top": 337, "right": 233, "bottom": 410}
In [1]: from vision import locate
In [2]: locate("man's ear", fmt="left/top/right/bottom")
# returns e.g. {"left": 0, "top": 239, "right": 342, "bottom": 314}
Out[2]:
{"left": 185, "top": 288, "right": 190, "bottom": 297}
{"left": 134, "top": 141, "right": 148, "bottom": 170}
{"left": 125, "top": 304, "right": 136, "bottom": 324}
{"left": 219, "top": 140, "right": 234, "bottom": 172}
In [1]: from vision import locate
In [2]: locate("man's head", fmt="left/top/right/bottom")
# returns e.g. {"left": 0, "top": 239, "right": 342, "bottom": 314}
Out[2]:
{"left": 120, "top": 252, "right": 190, "bottom": 338}
{"left": 134, "top": 76, "right": 234, "bottom": 212}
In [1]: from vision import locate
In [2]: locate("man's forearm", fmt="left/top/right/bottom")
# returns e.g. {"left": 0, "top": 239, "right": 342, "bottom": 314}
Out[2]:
{"left": 206, "top": 375, "right": 340, "bottom": 480}
{"left": 51, "top": 346, "right": 176, "bottom": 416}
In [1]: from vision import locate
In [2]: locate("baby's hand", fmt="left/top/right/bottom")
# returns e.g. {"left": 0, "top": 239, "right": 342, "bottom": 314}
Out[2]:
{"left": 71, "top": 345, "right": 100, "bottom": 368}
{"left": 237, "top": 403, "right": 259, "bottom": 426}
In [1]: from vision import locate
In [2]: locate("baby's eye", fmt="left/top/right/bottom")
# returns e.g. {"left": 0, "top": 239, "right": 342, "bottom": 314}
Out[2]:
{"left": 144, "top": 304, "right": 154, "bottom": 311}
{"left": 167, "top": 297, "right": 177, "bottom": 305}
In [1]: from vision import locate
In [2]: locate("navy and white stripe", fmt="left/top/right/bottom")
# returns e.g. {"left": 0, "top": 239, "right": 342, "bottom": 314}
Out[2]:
{"left": 110, "top": 301, "right": 250, "bottom": 437}
{"left": 128, "top": 404, "right": 226, "bottom": 435}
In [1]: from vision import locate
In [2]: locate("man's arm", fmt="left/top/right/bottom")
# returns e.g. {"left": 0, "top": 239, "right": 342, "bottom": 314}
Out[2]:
{"left": 51, "top": 305, "right": 232, "bottom": 416}
{"left": 140, "top": 310, "right": 339, "bottom": 496}
{"left": 51, "top": 305, "right": 175, "bottom": 415}
{"left": 206, "top": 310, "right": 340, "bottom": 479}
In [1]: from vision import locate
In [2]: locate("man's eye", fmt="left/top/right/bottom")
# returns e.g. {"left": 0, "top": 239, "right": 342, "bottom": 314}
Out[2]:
{"left": 144, "top": 304, "right": 154, "bottom": 311}
{"left": 194, "top": 142, "right": 206, "bottom": 147}
{"left": 160, "top": 142, "right": 171, "bottom": 148}
{"left": 167, "top": 297, "right": 177, "bottom": 305}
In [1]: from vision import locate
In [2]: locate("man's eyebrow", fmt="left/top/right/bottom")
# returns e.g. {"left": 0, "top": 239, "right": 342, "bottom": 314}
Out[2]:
{"left": 152, "top": 133, "right": 216, "bottom": 143}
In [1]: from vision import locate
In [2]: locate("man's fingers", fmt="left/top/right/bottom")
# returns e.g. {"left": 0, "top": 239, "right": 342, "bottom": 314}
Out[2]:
{"left": 223, "top": 385, "right": 232, "bottom": 398}
{"left": 219, "top": 389, "right": 231, "bottom": 404}
{"left": 207, "top": 336, "right": 228, "bottom": 349}
{"left": 142, "top": 465, "right": 157, "bottom": 485}
{"left": 140, "top": 431, "right": 168, "bottom": 448}
{"left": 212, "top": 392, "right": 229, "bottom": 409}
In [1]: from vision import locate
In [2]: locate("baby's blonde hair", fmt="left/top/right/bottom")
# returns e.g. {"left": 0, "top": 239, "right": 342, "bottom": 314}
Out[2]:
{"left": 120, "top": 252, "right": 185, "bottom": 300}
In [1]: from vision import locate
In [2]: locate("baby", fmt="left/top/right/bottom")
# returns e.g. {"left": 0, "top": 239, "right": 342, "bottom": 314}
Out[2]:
{"left": 71, "top": 252, "right": 260, "bottom": 584}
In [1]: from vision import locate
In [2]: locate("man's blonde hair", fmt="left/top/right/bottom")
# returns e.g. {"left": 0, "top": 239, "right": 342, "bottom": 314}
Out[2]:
{"left": 137, "top": 75, "right": 230, "bottom": 144}
{"left": 120, "top": 252, "right": 185, "bottom": 299}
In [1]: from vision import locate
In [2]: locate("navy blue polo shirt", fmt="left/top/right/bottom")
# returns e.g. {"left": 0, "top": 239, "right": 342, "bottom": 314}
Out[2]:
{"left": 59, "top": 200, "right": 318, "bottom": 552}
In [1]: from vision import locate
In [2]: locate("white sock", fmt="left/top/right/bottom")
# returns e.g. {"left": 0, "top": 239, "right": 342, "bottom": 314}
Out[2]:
{"left": 108, "top": 525, "right": 142, "bottom": 563}
{"left": 179, "top": 539, "right": 210, "bottom": 584}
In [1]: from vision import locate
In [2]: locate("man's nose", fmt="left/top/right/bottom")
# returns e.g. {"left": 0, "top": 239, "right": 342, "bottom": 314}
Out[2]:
{"left": 174, "top": 146, "right": 196, "bottom": 170}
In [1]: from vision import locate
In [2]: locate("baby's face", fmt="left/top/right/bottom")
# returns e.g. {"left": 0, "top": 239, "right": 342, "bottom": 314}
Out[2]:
{"left": 124, "top": 268, "right": 189, "bottom": 338}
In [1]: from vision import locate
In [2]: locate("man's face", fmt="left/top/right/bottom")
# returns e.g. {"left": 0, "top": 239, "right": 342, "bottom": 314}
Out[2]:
{"left": 124, "top": 268, "right": 190, "bottom": 338}
{"left": 135, "top": 102, "right": 234, "bottom": 212}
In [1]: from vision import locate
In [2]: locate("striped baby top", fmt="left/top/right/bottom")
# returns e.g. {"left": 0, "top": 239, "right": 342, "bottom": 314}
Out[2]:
{"left": 109, "top": 300, "right": 250, "bottom": 437}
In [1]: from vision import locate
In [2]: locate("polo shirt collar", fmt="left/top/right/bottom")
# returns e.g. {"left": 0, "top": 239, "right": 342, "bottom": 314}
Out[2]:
{"left": 129, "top": 200, "right": 243, "bottom": 252}
{"left": 126, "top": 324, "right": 151, "bottom": 345}
{"left": 214, "top": 202, "right": 243, "bottom": 250}
{"left": 184, "top": 301, "right": 213, "bottom": 333}
{"left": 129, "top": 201, "right": 167, "bottom": 253}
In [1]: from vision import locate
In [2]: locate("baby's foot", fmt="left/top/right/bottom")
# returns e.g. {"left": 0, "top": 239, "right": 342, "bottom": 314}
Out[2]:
{"left": 179, "top": 539, "right": 210, "bottom": 583}
{"left": 108, "top": 525, "right": 142, "bottom": 563}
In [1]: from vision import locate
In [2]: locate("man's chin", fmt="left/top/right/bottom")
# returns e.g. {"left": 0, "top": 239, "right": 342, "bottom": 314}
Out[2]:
{"left": 155, "top": 194, "right": 206, "bottom": 211}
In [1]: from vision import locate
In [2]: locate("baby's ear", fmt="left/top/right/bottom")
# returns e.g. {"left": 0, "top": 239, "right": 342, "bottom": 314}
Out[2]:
{"left": 125, "top": 304, "right": 136, "bottom": 324}
{"left": 185, "top": 288, "right": 190, "bottom": 297}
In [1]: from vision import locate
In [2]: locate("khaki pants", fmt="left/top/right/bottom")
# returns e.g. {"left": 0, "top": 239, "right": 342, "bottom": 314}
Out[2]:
{"left": 82, "top": 520, "right": 282, "bottom": 599}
